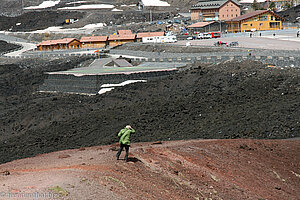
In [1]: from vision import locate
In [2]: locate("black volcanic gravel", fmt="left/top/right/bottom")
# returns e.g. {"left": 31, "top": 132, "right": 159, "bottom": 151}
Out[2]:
{"left": 0, "top": 54, "right": 299, "bottom": 164}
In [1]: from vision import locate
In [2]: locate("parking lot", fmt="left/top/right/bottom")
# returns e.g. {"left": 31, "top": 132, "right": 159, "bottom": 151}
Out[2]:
{"left": 177, "top": 29, "right": 300, "bottom": 51}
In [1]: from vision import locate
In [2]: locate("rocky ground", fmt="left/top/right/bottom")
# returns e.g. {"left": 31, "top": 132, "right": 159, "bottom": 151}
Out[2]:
{"left": 0, "top": 11, "right": 85, "bottom": 32}
{"left": 0, "top": 40, "right": 21, "bottom": 54}
{"left": 277, "top": 4, "right": 300, "bottom": 23}
{"left": 0, "top": 139, "right": 299, "bottom": 200}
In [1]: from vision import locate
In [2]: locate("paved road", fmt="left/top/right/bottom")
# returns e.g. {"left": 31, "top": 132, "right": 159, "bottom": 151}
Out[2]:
{"left": 177, "top": 29, "right": 300, "bottom": 51}
{"left": 177, "top": 36, "right": 300, "bottom": 51}
{"left": 0, "top": 33, "right": 37, "bottom": 56}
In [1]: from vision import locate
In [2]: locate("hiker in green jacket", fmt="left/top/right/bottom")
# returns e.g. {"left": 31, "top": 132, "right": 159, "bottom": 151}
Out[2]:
{"left": 116, "top": 125, "right": 135, "bottom": 162}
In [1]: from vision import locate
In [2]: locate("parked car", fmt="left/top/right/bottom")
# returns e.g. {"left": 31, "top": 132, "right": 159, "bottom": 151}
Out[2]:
{"left": 197, "top": 33, "right": 212, "bottom": 39}
{"left": 228, "top": 41, "right": 239, "bottom": 47}
{"left": 174, "top": 19, "right": 181, "bottom": 24}
{"left": 197, "top": 33, "right": 204, "bottom": 39}
{"left": 214, "top": 41, "right": 227, "bottom": 46}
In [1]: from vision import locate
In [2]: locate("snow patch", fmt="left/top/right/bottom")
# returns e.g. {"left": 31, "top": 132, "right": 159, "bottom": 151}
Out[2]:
{"left": 58, "top": 4, "right": 114, "bottom": 10}
{"left": 112, "top": 8, "right": 123, "bottom": 12}
{"left": 98, "top": 87, "right": 114, "bottom": 94}
{"left": 22, "top": 22, "right": 105, "bottom": 34}
{"left": 101, "top": 80, "right": 147, "bottom": 88}
{"left": 120, "top": 4, "right": 136, "bottom": 7}
{"left": 240, "top": 0, "right": 266, "bottom": 3}
{"left": 81, "top": 23, "right": 105, "bottom": 29}
{"left": 99, "top": 80, "right": 147, "bottom": 94}
{"left": 66, "top": 1, "right": 88, "bottom": 5}
{"left": 142, "top": 0, "right": 170, "bottom": 7}
{"left": 24, "top": 0, "right": 60, "bottom": 10}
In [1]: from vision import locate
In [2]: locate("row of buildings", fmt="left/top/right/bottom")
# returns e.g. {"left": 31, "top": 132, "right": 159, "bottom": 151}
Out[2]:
{"left": 37, "top": 31, "right": 165, "bottom": 51}
{"left": 190, "top": 0, "right": 285, "bottom": 32}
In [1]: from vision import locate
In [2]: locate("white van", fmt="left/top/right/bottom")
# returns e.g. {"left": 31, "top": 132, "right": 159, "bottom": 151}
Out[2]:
{"left": 197, "top": 32, "right": 212, "bottom": 39}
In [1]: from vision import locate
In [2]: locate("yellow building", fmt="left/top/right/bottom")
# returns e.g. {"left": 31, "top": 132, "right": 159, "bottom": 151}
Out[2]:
{"left": 225, "top": 10, "right": 285, "bottom": 32}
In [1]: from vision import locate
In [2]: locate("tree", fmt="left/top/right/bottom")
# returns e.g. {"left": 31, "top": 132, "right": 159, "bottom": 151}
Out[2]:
{"left": 269, "top": 2, "right": 276, "bottom": 11}
{"left": 284, "top": 2, "right": 291, "bottom": 9}
{"left": 252, "top": 0, "right": 260, "bottom": 10}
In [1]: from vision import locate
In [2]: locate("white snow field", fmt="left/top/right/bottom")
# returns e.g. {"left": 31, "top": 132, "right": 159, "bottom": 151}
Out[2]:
{"left": 58, "top": 4, "right": 114, "bottom": 10}
{"left": 24, "top": 0, "right": 61, "bottom": 10}
{"left": 141, "top": 0, "right": 170, "bottom": 6}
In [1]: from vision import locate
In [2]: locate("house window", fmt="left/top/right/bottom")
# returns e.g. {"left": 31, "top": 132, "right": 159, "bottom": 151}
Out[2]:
{"left": 250, "top": 24, "right": 252, "bottom": 26}
{"left": 231, "top": 14, "right": 233, "bottom": 17}
{"left": 223, "top": 15, "right": 224, "bottom": 17}
{"left": 236, "top": 14, "right": 238, "bottom": 17}
{"left": 260, "top": 23, "right": 263, "bottom": 26}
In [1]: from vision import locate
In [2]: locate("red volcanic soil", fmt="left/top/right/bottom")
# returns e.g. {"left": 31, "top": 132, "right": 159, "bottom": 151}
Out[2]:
{"left": 0, "top": 139, "right": 299, "bottom": 200}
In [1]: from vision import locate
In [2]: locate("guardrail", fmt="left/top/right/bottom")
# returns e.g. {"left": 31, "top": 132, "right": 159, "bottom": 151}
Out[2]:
{"left": 0, "top": 45, "right": 23, "bottom": 56}
{"left": 1, "top": 47, "right": 299, "bottom": 68}
{"left": 131, "top": 55, "right": 300, "bottom": 68}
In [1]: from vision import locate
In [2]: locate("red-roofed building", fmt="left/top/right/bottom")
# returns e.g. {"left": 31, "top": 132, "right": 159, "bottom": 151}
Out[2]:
{"left": 136, "top": 32, "right": 165, "bottom": 42}
{"left": 187, "top": 21, "right": 219, "bottom": 33}
{"left": 37, "top": 38, "right": 81, "bottom": 51}
{"left": 191, "top": 0, "right": 241, "bottom": 21}
{"left": 225, "top": 10, "right": 285, "bottom": 32}
{"left": 117, "top": 30, "right": 133, "bottom": 35}
{"left": 80, "top": 36, "right": 108, "bottom": 48}
{"left": 187, "top": 21, "right": 215, "bottom": 28}
{"left": 108, "top": 34, "right": 136, "bottom": 47}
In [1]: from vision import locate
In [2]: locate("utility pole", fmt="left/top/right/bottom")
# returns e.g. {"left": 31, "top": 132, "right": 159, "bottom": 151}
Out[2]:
{"left": 21, "top": 0, "right": 24, "bottom": 13}
{"left": 150, "top": 9, "right": 152, "bottom": 23}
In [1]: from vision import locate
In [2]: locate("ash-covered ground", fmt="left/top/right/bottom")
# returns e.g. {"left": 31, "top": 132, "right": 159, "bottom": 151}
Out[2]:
{"left": 0, "top": 40, "right": 21, "bottom": 54}
{"left": 0, "top": 47, "right": 299, "bottom": 164}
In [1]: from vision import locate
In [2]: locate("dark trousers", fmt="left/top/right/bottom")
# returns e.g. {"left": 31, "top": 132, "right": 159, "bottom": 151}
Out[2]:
{"left": 116, "top": 143, "right": 130, "bottom": 161}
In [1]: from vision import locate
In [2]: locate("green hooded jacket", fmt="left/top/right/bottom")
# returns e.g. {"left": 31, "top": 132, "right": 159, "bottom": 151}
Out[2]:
{"left": 118, "top": 127, "right": 135, "bottom": 145}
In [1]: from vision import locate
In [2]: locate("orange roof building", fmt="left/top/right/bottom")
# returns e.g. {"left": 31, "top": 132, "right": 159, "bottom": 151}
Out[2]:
{"left": 136, "top": 32, "right": 165, "bottom": 38}
{"left": 187, "top": 21, "right": 216, "bottom": 28}
{"left": 37, "top": 38, "right": 81, "bottom": 51}
{"left": 80, "top": 36, "right": 108, "bottom": 48}
{"left": 117, "top": 30, "right": 133, "bottom": 35}
{"left": 108, "top": 34, "right": 136, "bottom": 47}
{"left": 136, "top": 32, "right": 165, "bottom": 41}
